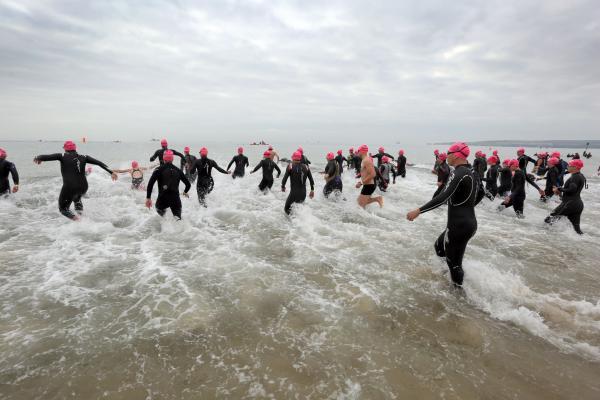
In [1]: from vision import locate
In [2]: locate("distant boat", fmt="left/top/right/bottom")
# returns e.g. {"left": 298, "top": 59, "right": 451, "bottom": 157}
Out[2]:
{"left": 249, "top": 140, "right": 269, "bottom": 146}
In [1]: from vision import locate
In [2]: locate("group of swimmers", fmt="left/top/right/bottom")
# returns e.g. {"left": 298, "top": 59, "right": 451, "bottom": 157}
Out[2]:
{"left": 0, "top": 139, "right": 590, "bottom": 286}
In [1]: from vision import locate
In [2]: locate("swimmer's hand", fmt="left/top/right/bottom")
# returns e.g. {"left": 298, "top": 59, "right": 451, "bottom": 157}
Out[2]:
{"left": 406, "top": 208, "right": 420, "bottom": 221}
{"left": 145, "top": 198, "right": 153, "bottom": 208}
{"left": 12, "top": 185, "right": 19, "bottom": 193}
{"left": 182, "top": 192, "right": 189, "bottom": 198}
{"left": 309, "top": 190, "right": 314, "bottom": 199}
{"left": 111, "top": 172, "right": 118, "bottom": 181}
{"left": 355, "top": 182, "right": 362, "bottom": 189}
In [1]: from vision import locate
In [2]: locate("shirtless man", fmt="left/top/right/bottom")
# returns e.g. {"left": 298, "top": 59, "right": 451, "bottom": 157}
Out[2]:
{"left": 354, "top": 144, "right": 383, "bottom": 208}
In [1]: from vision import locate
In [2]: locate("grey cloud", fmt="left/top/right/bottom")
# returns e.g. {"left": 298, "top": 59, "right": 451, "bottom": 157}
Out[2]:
{"left": 0, "top": 0, "right": 599, "bottom": 142}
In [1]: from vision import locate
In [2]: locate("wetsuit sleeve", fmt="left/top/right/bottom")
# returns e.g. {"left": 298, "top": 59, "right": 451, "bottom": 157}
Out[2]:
{"left": 146, "top": 169, "right": 159, "bottom": 198}
{"left": 10, "top": 163, "right": 19, "bottom": 185}
{"left": 385, "top": 152, "right": 395, "bottom": 160}
{"left": 419, "top": 172, "right": 468, "bottom": 213}
{"left": 245, "top": 156, "right": 249, "bottom": 167}
{"left": 150, "top": 150, "right": 159, "bottom": 162}
{"left": 306, "top": 167, "right": 315, "bottom": 191}
{"left": 212, "top": 160, "right": 228, "bottom": 174}
{"left": 527, "top": 155, "right": 536, "bottom": 164}
{"left": 274, "top": 163, "right": 281, "bottom": 177}
{"left": 35, "top": 153, "right": 62, "bottom": 162}
{"left": 227, "top": 158, "right": 235, "bottom": 170}
{"left": 305, "top": 157, "right": 311, "bottom": 165}
{"left": 525, "top": 173, "right": 542, "bottom": 191}
{"left": 85, "top": 155, "right": 113, "bottom": 174}
{"left": 173, "top": 150, "right": 185, "bottom": 159}
{"left": 491, "top": 167, "right": 498, "bottom": 181}
{"left": 281, "top": 166, "right": 291, "bottom": 188}
{"left": 179, "top": 169, "right": 191, "bottom": 193}
{"left": 251, "top": 161, "right": 262, "bottom": 173}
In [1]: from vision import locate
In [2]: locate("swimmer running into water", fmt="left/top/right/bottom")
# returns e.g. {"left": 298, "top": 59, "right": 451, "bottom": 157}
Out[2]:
{"left": 114, "top": 161, "right": 156, "bottom": 190}
{"left": 355, "top": 145, "right": 383, "bottom": 208}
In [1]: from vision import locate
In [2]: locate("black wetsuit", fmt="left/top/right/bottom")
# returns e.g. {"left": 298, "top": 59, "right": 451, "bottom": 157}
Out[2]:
{"left": 483, "top": 164, "right": 499, "bottom": 198}
{"left": 227, "top": 154, "right": 249, "bottom": 178}
{"left": 518, "top": 154, "right": 536, "bottom": 173}
{"left": 418, "top": 164, "right": 481, "bottom": 285}
{"left": 546, "top": 172, "right": 586, "bottom": 234}
{"left": 0, "top": 159, "right": 19, "bottom": 195}
{"left": 251, "top": 159, "right": 281, "bottom": 192}
{"left": 378, "top": 162, "right": 396, "bottom": 190}
{"left": 34, "top": 151, "right": 113, "bottom": 219}
{"left": 300, "top": 155, "right": 311, "bottom": 166}
{"left": 334, "top": 154, "right": 347, "bottom": 174}
{"left": 349, "top": 154, "right": 361, "bottom": 174}
{"left": 150, "top": 147, "right": 185, "bottom": 165}
{"left": 498, "top": 167, "right": 512, "bottom": 196}
{"left": 542, "top": 166, "right": 559, "bottom": 199}
{"left": 146, "top": 163, "right": 190, "bottom": 219}
{"left": 180, "top": 154, "right": 198, "bottom": 183}
{"left": 396, "top": 155, "right": 407, "bottom": 178}
{"left": 503, "top": 169, "right": 542, "bottom": 216}
{"left": 432, "top": 162, "right": 450, "bottom": 198}
{"left": 323, "top": 160, "right": 342, "bottom": 197}
{"left": 190, "top": 157, "right": 228, "bottom": 206}
{"left": 281, "top": 163, "right": 315, "bottom": 215}
{"left": 472, "top": 157, "right": 486, "bottom": 180}
{"left": 373, "top": 152, "right": 394, "bottom": 167}
{"left": 557, "top": 159, "right": 568, "bottom": 186}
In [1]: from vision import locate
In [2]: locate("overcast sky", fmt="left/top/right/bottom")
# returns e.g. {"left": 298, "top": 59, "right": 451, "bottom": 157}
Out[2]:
{"left": 1, "top": 0, "right": 599, "bottom": 143}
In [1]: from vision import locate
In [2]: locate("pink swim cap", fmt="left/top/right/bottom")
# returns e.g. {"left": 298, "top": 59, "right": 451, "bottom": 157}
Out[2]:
{"left": 297, "top": 146, "right": 303, "bottom": 154}
{"left": 349, "top": 147, "right": 354, "bottom": 152}
{"left": 378, "top": 147, "right": 384, "bottom": 152}
{"left": 447, "top": 142, "right": 470, "bottom": 159}
{"left": 475, "top": 150, "right": 483, "bottom": 157}
{"left": 163, "top": 150, "right": 174, "bottom": 163}
{"left": 569, "top": 159, "right": 584, "bottom": 169}
{"left": 509, "top": 159, "right": 519, "bottom": 168}
{"left": 398, "top": 149, "right": 404, "bottom": 155}
{"left": 517, "top": 147, "right": 525, "bottom": 154}
{"left": 493, "top": 150, "right": 498, "bottom": 156}
{"left": 382, "top": 156, "right": 390, "bottom": 163}
{"left": 547, "top": 157, "right": 559, "bottom": 166}
{"left": 438, "top": 152, "right": 447, "bottom": 162}
{"left": 238, "top": 147, "right": 244, "bottom": 154}
{"left": 200, "top": 147, "right": 208, "bottom": 156}
{"left": 263, "top": 150, "right": 271, "bottom": 158}
{"left": 358, "top": 144, "right": 369, "bottom": 154}
{"left": 160, "top": 138, "right": 168, "bottom": 147}
{"left": 326, "top": 152, "right": 335, "bottom": 161}
{"left": 551, "top": 151, "right": 561, "bottom": 158}
{"left": 337, "top": 149, "right": 342, "bottom": 155}
{"left": 184, "top": 146, "right": 190, "bottom": 153}
{"left": 292, "top": 151, "right": 302, "bottom": 161}
{"left": 502, "top": 158, "right": 511, "bottom": 166}
{"left": 131, "top": 160, "right": 139, "bottom": 168}
{"left": 0, "top": 148, "right": 6, "bottom": 159}
{"left": 268, "top": 146, "right": 273, "bottom": 150}
{"left": 487, "top": 156, "right": 497, "bottom": 165}
{"left": 434, "top": 149, "right": 439, "bottom": 155}
{"left": 63, "top": 140, "right": 77, "bottom": 151}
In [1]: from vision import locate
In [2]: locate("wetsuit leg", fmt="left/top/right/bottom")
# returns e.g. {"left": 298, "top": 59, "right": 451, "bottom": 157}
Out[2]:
{"left": 170, "top": 193, "right": 182, "bottom": 219}
{"left": 513, "top": 196, "right": 525, "bottom": 217}
{"left": 435, "top": 222, "right": 476, "bottom": 286}
{"left": 58, "top": 186, "right": 77, "bottom": 219}
{"left": 323, "top": 181, "right": 334, "bottom": 198}
{"left": 284, "top": 189, "right": 307, "bottom": 215}
{"left": 259, "top": 178, "right": 273, "bottom": 192}
{"left": 196, "top": 179, "right": 211, "bottom": 206}
{"left": 550, "top": 200, "right": 584, "bottom": 234}
{"left": 73, "top": 192, "right": 85, "bottom": 214}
